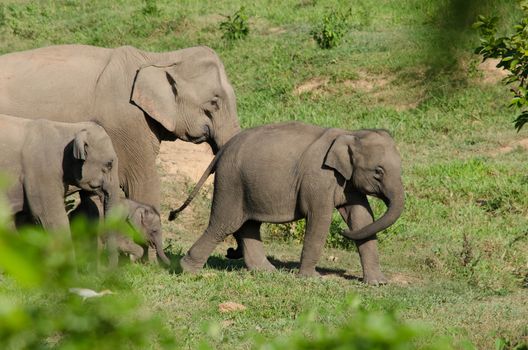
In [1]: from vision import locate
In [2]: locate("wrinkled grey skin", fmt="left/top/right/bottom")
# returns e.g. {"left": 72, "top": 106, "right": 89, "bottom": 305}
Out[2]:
{"left": 0, "top": 114, "right": 120, "bottom": 260}
{"left": 70, "top": 194, "right": 170, "bottom": 265}
{"left": 169, "top": 122, "right": 404, "bottom": 285}
{"left": 0, "top": 44, "right": 240, "bottom": 212}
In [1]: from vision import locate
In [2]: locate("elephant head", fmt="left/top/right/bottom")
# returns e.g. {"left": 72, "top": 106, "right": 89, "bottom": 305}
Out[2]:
{"left": 128, "top": 203, "right": 170, "bottom": 265}
{"left": 130, "top": 47, "right": 240, "bottom": 153}
{"left": 325, "top": 130, "right": 405, "bottom": 240}
{"left": 71, "top": 125, "right": 121, "bottom": 218}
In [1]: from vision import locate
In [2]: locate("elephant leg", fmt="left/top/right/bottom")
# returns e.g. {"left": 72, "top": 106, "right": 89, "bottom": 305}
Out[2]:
{"left": 237, "top": 221, "right": 275, "bottom": 271}
{"left": 180, "top": 219, "right": 241, "bottom": 273}
{"left": 338, "top": 195, "right": 387, "bottom": 285}
{"left": 123, "top": 164, "right": 161, "bottom": 211}
{"left": 225, "top": 232, "right": 243, "bottom": 259}
{"left": 25, "top": 181, "right": 76, "bottom": 265}
{"left": 75, "top": 192, "right": 117, "bottom": 268}
{"left": 115, "top": 235, "right": 144, "bottom": 262}
{"left": 299, "top": 211, "right": 333, "bottom": 277}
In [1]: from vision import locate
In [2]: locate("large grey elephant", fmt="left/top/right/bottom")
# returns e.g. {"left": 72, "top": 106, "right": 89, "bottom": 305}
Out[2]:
{"left": 0, "top": 114, "right": 121, "bottom": 260}
{"left": 0, "top": 44, "right": 240, "bottom": 210}
{"left": 169, "top": 122, "right": 404, "bottom": 285}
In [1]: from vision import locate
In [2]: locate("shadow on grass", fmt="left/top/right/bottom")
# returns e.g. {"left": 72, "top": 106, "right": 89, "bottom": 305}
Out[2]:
{"left": 200, "top": 254, "right": 363, "bottom": 282}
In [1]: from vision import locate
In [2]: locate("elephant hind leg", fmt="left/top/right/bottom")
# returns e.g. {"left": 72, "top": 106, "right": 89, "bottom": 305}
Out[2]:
{"left": 180, "top": 219, "right": 243, "bottom": 273}
{"left": 237, "top": 221, "right": 275, "bottom": 272}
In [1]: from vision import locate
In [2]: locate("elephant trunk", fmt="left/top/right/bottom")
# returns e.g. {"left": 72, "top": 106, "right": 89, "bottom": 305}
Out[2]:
{"left": 342, "top": 182, "right": 404, "bottom": 241}
{"left": 210, "top": 90, "right": 240, "bottom": 153}
{"left": 102, "top": 167, "right": 121, "bottom": 219}
{"left": 152, "top": 235, "right": 170, "bottom": 265}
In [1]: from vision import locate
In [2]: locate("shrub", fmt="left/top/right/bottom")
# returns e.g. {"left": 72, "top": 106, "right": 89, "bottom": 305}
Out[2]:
{"left": 311, "top": 8, "right": 351, "bottom": 49}
{"left": 474, "top": 4, "right": 528, "bottom": 131}
{"left": 0, "top": 190, "right": 176, "bottom": 349}
{"left": 219, "top": 6, "right": 249, "bottom": 41}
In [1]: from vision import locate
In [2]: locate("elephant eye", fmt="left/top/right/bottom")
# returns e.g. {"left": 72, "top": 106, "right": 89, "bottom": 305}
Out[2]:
{"left": 374, "top": 166, "right": 384, "bottom": 180}
{"left": 105, "top": 161, "right": 113, "bottom": 170}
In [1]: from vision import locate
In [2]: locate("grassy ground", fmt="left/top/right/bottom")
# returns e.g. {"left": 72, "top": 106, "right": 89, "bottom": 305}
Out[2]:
{"left": 0, "top": 0, "right": 527, "bottom": 348}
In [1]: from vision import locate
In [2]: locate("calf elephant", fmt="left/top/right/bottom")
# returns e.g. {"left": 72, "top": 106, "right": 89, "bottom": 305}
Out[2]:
{"left": 0, "top": 114, "right": 120, "bottom": 260}
{"left": 70, "top": 194, "right": 170, "bottom": 265}
{"left": 0, "top": 44, "right": 241, "bottom": 211}
{"left": 169, "top": 122, "right": 404, "bottom": 285}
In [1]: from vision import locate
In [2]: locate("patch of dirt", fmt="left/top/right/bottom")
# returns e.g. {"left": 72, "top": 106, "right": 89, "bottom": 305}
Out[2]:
{"left": 218, "top": 301, "right": 246, "bottom": 313}
{"left": 157, "top": 140, "right": 214, "bottom": 185}
{"left": 388, "top": 273, "right": 420, "bottom": 286}
{"left": 489, "top": 138, "right": 528, "bottom": 156}
{"left": 342, "top": 71, "right": 391, "bottom": 93}
{"left": 477, "top": 58, "right": 509, "bottom": 84}
{"left": 293, "top": 76, "right": 329, "bottom": 95}
{"left": 293, "top": 71, "right": 423, "bottom": 111}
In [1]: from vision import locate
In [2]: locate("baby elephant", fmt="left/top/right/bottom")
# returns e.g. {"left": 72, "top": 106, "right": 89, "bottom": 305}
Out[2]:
{"left": 70, "top": 194, "right": 170, "bottom": 265}
{"left": 169, "top": 121, "right": 404, "bottom": 285}
{"left": 0, "top": 114, "right": 120, "bottom": 258}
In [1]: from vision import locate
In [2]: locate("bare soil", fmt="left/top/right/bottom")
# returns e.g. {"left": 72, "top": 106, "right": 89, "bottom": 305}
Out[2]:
{"left": 157, "top": 140, "right": 214, "bottom": 184}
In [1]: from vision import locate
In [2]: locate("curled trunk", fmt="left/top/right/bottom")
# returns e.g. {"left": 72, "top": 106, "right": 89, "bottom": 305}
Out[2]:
{"left": 342, "top": 182, "right": 405, "bottom": 241}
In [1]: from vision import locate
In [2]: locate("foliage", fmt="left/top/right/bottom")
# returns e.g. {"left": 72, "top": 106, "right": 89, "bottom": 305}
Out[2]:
{"left": 0, "top": 191, "right": 176, "bottom": 349}
{"left": 474, "top": 4, "right": 528, "bottom": 131}
{"left": 141, "top": 0, "right": 160, "bottom": 16}
{"left": 253, "top": 296, "right": 453, "bottom": 350}
{"left": 310, "top": 8, "right": 351, "bottom": 49}
{"left": 219, "top": 6, "right": 249, "bottom": 42}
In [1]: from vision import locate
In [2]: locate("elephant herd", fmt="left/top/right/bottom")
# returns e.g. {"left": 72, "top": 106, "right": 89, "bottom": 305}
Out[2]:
{"left": 0, "top": 44, "right": 404, "bottom": 285}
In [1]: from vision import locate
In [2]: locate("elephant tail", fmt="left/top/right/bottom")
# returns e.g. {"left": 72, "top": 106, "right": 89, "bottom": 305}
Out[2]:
{"left": 168, "top": 152, "right": 220, "bottom": 221}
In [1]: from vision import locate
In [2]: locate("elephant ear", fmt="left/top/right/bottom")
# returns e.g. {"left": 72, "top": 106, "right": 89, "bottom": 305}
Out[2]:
{"left": 130, "top": 65, "right": 179, "bottom": 132}
{"left": 73, "top": 129, "right": 89, "bottom": 160}
{"left": 324, "top": 134, "right": 357, "bottom": 180}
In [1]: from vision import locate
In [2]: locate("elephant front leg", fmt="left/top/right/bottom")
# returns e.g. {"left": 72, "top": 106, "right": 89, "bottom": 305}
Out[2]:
{"left": 236, "top": 221, "right": 276, "bottom": 272}
{"left": 338, "top": 195, "right": 387, "bottom": 285}
{"left": 299, "top": 211, "right": 333, "bottom": 277}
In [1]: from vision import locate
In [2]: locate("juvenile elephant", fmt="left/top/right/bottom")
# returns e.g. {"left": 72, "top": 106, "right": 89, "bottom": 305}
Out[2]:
{"left": 0, "top": 114, "right": 120, "bottom": 258}
{"left": 70, "top": 194, "right": 170, "bottom": 265}
{"left": 169, "top": 122, "right": 404, "bottom": 285}
{"left": 0, "top": 44, "right": 241, "bottom": 211}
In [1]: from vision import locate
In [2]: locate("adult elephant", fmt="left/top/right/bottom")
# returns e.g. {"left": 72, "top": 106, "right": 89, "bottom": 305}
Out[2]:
{"left": 0, "top": 44, "right": 240, "bottom": 209}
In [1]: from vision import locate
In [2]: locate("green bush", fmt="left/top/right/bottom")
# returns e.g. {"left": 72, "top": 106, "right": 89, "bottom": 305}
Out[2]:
{"left": 474, "top": 3, "right": 528, "bottom": 131}
{"left": 219, "top": 6, "right": 249, "bottom": 42}
{"left": 311, "top": 8, "right": 351, "bottom": 49}
{"left": 0, "top": 190, "right": 176, "bottom": 349}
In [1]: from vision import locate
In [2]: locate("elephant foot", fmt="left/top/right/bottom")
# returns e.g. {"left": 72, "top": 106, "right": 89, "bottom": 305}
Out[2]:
{"left": 179, "top": 255, "right": 203, "bottom": 273}
{"left": 246, "top": 260, "right": 276, "bottom": 272}
{"left": 298, "top": 268, "right": 321, "bottom": 278}
{"left": 363, "top": 271, "right": 388, "bottom": 286}
{"left": 225, "top": 247, "right": 243, "bottom": 260}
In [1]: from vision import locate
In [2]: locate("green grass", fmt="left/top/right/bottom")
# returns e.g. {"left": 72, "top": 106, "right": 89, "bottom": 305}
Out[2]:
{"left": 1, "top": 0, "right": 528, "bottom": 349}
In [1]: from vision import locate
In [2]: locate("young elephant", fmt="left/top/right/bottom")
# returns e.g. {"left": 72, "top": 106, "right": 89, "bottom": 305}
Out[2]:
{"left": 0, "top": 114, "right": 120, "bottom": 259}
{"left": 70, "top": 194, "right": 170, "bottom": 265}
{"left": 169, "top": 122, "right": 404, "bottom": 285}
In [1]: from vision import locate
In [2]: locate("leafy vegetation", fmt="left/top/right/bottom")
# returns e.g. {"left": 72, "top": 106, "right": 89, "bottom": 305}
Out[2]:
{"left": 0, "top": 0, "right": 527, "bottom": 349}
{"left": 219, "top": 6, "right": 249, "bottom": 42}
{"left": 474, "top": 2, "right": 528, "bottom": 130}
{"left": 310, "top": 8, "right": 351, "bottom": 49}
